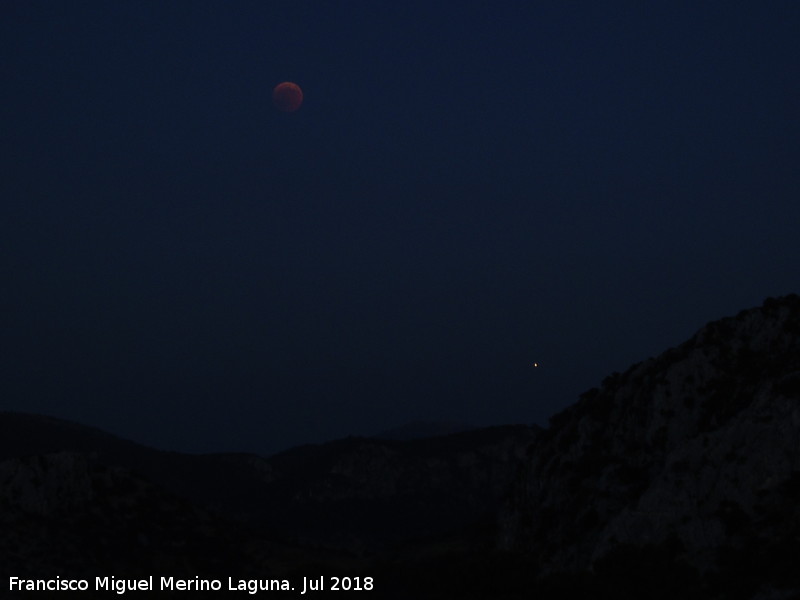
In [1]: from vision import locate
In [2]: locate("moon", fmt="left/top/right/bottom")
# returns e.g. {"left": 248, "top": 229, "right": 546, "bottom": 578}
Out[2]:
{"left": 273, "top": 82, "right": 303, "bottom": 112}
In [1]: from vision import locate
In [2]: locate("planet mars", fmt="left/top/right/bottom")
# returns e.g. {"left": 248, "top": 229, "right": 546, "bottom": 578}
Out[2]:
{"left": 273, "top": 82, "right": 303, "bottom": 112}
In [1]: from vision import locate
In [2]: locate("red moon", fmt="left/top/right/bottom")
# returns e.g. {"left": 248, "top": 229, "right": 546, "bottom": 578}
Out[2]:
{"left": 273, "top": 82, "right": 303, "bottom": 112}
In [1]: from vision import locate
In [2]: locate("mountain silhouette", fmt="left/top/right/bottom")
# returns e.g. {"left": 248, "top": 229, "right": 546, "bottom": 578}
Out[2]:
{"left": 2, "top": 294, "right": 799, "bottom": 598}
{"left": 500, "top": 294, "right": 800, "bottom": 598}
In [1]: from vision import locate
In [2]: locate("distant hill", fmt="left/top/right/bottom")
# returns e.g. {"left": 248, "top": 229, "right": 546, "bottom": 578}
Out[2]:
{"left": 374, "top": 420, "right": 477, "bottom": 440}
{"left": 0, "top": 412, "right": 536, "bottom": 592}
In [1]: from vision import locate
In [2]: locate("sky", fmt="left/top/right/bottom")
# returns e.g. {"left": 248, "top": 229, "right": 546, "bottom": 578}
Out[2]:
{"left": 1, "top": 1, "right": 798, "bottom": 456}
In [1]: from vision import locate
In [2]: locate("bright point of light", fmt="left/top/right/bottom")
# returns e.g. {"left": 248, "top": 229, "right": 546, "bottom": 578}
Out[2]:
{"left": 533, "top": 362, "right": 539, "bottom": 368}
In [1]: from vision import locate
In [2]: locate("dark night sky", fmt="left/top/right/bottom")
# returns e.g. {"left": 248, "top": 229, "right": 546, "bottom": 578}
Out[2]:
{"left": 1, "top": 2, "right": 798, "bottom": 455}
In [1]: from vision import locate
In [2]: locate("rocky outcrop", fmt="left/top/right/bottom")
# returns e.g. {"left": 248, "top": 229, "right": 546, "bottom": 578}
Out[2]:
{"left": 499, "top": 294, "right": 800, "bottom": 596}
{"left": 0, "top": 452, "right": 95, "bottom": 517}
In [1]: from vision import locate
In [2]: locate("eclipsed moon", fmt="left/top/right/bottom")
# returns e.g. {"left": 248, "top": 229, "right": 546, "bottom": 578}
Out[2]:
{"left": 273, "top": 82, "right": 303, "bottom": 112}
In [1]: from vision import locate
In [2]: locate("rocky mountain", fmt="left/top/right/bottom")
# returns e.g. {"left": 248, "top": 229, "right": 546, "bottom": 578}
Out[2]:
{"left": 499, "top": 294, "right": 800, "bottom": 598}
{"left": 2, "top": 294, "right": 800, "bottom": 598}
